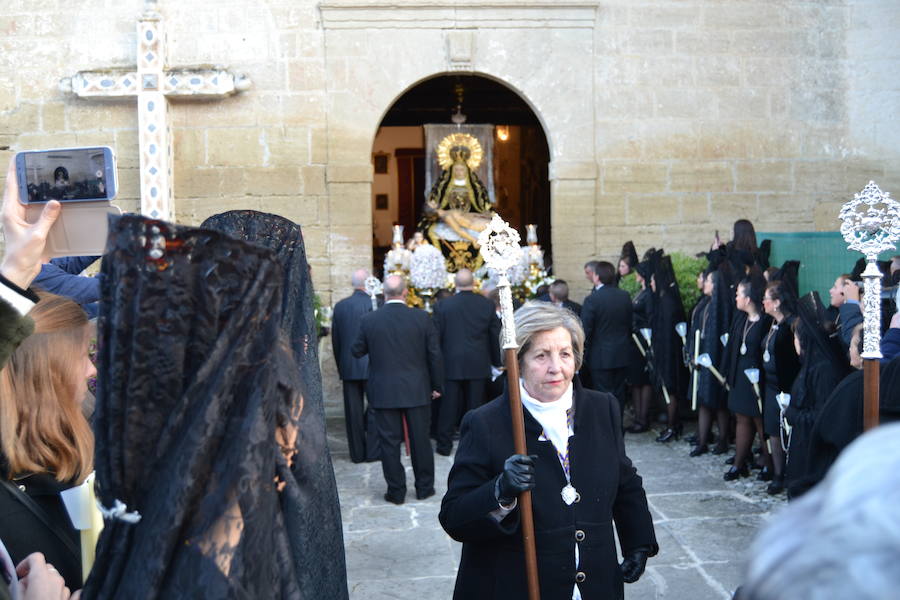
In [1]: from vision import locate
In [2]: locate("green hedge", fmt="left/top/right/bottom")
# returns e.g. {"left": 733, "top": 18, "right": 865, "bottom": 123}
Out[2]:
{"left": 671, "top": 252, "right": 708, "bottom": 315}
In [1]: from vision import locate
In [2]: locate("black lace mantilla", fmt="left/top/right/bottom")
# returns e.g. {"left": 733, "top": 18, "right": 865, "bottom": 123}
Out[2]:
{"left": 201, "top": 210, "right": 348, "bottom": 600}
{"left": 84, "top": 214, "right": 345, "bottom": 599}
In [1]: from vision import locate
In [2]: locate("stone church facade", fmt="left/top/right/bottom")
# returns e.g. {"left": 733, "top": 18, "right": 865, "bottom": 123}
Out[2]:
{"left": 1, "top": 0, "right": 898, "bottom": 302}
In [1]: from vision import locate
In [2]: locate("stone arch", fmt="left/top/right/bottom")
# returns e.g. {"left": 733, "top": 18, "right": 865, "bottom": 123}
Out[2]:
{"left": 370, "top": 71, "right": 557, "bottom": 163}
{"left": 321, "top": 15, "right": 598, "bottom": 299}
{"left": 370, "top": 72, "right": 554, "bottom": 272}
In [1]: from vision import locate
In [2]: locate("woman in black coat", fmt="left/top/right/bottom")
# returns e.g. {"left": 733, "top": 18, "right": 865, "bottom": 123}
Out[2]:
{"left": 0, "top": 293, "right": 96, "bottom": 591}
{"left": 440, "top": 302, "right": 657, "bottom": 600}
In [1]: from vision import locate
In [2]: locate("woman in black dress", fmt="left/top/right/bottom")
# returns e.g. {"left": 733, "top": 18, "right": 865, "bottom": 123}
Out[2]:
{"left": 722, "top": 273, "right": 772, "bottom": 480}
{"left": 784, "top": 293, "right": 850, "bottom": 500}
{"left": 626, "top": 258, "right": 654, "bottom": 433}
{"left": 650, "top": 255, "right": 687, "bottom": 443}
{"left": 759, "top": 275, "right": 801, "bottom": 494}
{"left": 689, "top": 269, "right": 731, "bottom": 456}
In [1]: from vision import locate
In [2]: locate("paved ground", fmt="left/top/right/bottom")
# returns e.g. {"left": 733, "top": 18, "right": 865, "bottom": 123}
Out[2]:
{"left": 328, "top": 418, "right": 786, "bottom": 600}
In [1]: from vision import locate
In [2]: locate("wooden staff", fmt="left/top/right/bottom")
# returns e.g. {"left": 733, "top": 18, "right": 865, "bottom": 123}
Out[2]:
{"left": 478, "top": 216, "right": 540, "bottom": 600}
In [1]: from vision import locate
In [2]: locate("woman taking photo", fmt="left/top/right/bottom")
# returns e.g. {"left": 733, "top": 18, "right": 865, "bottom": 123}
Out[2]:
{"left": 722, "top": 272, "right": 772, "bottom": 480}
{"left": 0, "top": 292, "right": 96, "bottom": 590}
{"left": 440, "top": 302, "right": 657, "bottom": 600}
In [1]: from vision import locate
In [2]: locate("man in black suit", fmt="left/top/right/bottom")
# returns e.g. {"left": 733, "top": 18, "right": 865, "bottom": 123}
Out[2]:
{"left": 432, "top": 269, "right": 501, "bottom": 456}
{"left": 352, "top": 275, "right": 443, "bottom": 504}
{"left": 582, "top": 261, "right": 633, "bottom": 414}
{"left": 332, "top": 268, "right": 380, "bottom": 463}
{"left": 548, "top": 279, "right": 582, "bottom": 318}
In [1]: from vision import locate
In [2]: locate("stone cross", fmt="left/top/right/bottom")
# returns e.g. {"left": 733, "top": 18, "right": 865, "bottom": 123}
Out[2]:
{"left": 59, "top": 0, "right": 250, "bottom": 221}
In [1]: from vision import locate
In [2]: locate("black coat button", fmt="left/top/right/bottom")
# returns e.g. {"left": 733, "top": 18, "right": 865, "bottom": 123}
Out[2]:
{"left": 575, "top": 529, "right": 585, "bottom": 542}
{"left": 575, "top": 571, "right": 586, "bottom": 583}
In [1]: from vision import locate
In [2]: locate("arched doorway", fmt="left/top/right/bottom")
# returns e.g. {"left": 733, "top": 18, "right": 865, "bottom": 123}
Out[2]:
{"left": 370, "top": 74, "right": 551, "bottom": 277}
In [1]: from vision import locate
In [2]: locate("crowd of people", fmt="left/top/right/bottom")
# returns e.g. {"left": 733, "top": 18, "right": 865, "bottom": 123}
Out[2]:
{"left": 0, "top": 160, "right": 349, "bottom": 599}
{"left": 3, "top": 137, "right": 900, "bottom": 599}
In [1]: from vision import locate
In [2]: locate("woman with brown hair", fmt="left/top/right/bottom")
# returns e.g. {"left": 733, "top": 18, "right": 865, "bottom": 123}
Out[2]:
{"left": 0, "top": 292, "right": 95, "bottom": 590}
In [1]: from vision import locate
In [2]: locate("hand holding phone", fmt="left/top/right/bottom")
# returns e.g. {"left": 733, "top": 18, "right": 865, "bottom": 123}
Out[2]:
{"left": 15, "top": 146, "right": 121, "bottom": 258}
{"left": 1, "top": 157, "right": 61, "bottom": 288}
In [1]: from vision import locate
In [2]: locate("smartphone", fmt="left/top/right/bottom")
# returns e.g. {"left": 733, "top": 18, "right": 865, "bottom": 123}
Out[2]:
{"left": 15, "top": 146, "right": 122, "bottom": 257}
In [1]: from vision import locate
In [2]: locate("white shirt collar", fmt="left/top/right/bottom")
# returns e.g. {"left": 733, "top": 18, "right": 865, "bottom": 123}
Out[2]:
{"left": 385, "top": 299, "right": 406, "bottom": 305}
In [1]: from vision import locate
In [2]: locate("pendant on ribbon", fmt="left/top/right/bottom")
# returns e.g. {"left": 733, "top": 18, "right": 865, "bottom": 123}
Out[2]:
{"left": 561, "top": 483, "right": 578, "bottom": 505}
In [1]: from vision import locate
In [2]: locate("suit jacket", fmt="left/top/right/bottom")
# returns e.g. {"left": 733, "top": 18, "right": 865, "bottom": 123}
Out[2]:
{"left": 558, "top": 299, "right": 582, "bottom": 319}
{"left": 352, "top": 302, "right": 443, "bottom": 408}
{"left": 433, "top": 290, "right": 501, "bottom": 380}
{"left": 332, "top": 289, "right": 373, "bottom": 380}
{"left": 440, "top": 381, "right": 657, "bottom": 600}
{"left": 581, "top": 285, "right": 633, "bottom": 370}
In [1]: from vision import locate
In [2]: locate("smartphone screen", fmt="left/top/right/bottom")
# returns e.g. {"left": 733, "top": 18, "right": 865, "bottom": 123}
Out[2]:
{"left": 17, "top": 147, "right": 115, "bottom": 203}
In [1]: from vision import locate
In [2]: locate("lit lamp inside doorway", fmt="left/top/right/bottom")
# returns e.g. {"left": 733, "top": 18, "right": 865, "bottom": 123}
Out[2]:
{"left": 496, "top": 125, "right": 510, "bottom": 142}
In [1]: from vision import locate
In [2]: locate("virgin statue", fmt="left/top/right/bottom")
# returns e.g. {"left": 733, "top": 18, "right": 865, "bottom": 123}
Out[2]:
{"left": 420, "top": 134, "right": 493, "bottom": 250}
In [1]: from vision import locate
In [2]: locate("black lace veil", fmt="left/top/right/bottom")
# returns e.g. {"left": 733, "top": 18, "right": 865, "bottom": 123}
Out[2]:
{"left": 85, "top": 215, "right": 307, "bottom": 598}
{"left": 201, "top": 210, "right": 348, "bottom": 600}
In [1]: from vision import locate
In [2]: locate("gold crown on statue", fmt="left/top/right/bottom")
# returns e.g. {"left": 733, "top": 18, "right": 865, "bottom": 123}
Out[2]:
{"left": 437, "top": 132, "right": 483, "bottom": 170}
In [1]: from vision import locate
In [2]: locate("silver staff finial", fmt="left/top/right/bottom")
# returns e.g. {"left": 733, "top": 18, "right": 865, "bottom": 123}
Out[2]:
{"left": 840, "top": 182, "right": 900, "bottom": 360}
{"left": 478, "top": 215, "right": 522, "bottom": 349}
{"left": 839, "top": 181, "right": 900, "bottom": 261}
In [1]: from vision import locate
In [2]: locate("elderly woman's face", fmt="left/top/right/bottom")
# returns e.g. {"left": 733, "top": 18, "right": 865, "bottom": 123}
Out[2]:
{"left": 521, "top": 327, "right": 576, "bottom": 403}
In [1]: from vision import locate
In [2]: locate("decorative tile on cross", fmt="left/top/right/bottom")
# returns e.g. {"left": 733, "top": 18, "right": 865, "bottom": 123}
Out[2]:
{"left": 58, "top": 1, "right": 251, "bottom": 221}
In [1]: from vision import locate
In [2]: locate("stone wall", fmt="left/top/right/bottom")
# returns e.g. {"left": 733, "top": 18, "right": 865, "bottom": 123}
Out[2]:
{"left": 1, "top": 0, "right": 898, "bottom": 307}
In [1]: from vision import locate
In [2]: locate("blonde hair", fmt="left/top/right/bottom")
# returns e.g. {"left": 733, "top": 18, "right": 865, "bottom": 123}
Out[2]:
{"left": 512, "top": 301, "right": 585, "bottom": 371}
{"left": 0, "top": 292, "right": 94, "bottom": 483}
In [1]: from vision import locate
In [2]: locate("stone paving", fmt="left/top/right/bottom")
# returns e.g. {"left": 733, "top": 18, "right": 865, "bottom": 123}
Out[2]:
{"left": 328, "top": 418, "right": 786, "bottom": 600}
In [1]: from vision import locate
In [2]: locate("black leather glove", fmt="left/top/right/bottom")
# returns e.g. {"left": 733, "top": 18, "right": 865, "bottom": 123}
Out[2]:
{"left": 620, "top": 550, "right": 648, "bottom": 583}
{"left": 495, "top": 454, "right": 537, "bottom": 505}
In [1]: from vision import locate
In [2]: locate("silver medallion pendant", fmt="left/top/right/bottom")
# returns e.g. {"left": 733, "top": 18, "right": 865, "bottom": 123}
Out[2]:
{"left": 763, "top": 350, "right": 771, "bottom": 363}
{"left": 561, "top": 484, "right": 578, "bottom": 506}
{"left": 740, "top": 342, "right": 747, "bottom": 355}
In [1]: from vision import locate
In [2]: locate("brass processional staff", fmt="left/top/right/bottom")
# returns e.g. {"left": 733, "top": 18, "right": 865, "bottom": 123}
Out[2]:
{"left": 477, "top": 215, "right": 540, "bottom": 600}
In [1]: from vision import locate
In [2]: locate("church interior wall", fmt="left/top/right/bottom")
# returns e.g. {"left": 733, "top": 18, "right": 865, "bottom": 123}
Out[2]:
{"left": 371, "top": 126, "right": 425, "bottom": 247}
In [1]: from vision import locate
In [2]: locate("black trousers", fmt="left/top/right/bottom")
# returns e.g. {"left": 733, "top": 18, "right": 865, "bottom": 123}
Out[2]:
{"left": 375, "top": 404, "right": 434, "bottom": 499}
{"left": 436, "top": 378, "right": 487, "bottom": 454}
{"left": 590, "top": 367, "right": 628, "bottom": 416}
{"left": 342, "top": 380, "right": 380, "bottom": 463}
